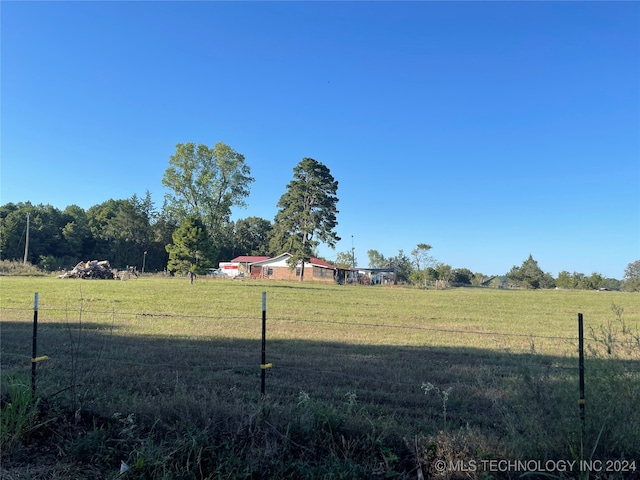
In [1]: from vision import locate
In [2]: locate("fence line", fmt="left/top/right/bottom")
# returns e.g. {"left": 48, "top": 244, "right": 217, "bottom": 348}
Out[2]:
{"left": 1, "top": 306, "right": 583, "bottom": 342}
{"left": 270, "top": 317, "right": 579, "bottom": 341}
{"left": 3, "top": 303, "right": 640, "bottom": 405}
{"left": 1, "top": 359, "right": 586, "bottom": 400}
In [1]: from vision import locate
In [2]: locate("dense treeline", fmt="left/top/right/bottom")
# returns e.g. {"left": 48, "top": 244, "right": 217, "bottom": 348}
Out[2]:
{"left": 0, "top": 194, "right": 272, "bottom": 273}
{"left": 1, "top": 198, "right": 638, "bottom": 291}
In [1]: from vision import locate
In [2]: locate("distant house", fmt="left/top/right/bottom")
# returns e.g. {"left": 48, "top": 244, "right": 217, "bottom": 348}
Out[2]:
{"left": 249, "top": 253, "right": 337, "bottom": 282}
{"left": 219, "top": 255, "right": 269, "bottom": 277}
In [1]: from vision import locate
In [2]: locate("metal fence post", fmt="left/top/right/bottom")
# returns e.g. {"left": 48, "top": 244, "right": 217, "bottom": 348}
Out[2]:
{"left": 578, "top": 313, "right": 585, "bottom": 440}
{"left": 31, "top": 293, "right": 39, "bottom": 396}
{"left": 30, "top": 293, "right": 48, "bottom": 397}
{"left": 260, "top": 292, "right": 272, "bottom": 396}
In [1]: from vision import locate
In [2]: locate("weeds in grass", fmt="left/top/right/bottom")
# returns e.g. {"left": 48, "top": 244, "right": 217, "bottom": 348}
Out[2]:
{"left": 62, "top": 293, "right": 115, "bottom": 417}
{"left": 499, "top": 303, "right": 640, "bottom": 477}
{"left": 0, "top": 378, "right": 42, "bottom": 455}
{"left": 422, "top": 382, "right": 452, "bottom": 431}
{"left": 580, "top": 304, "right": 640, "bottom": 463}
{"left": 344, "top": 390, "right": 358, "bottom": 414}
{"left": 65, "top": 298, "right": 83, "bottom": 415}
{"left": 297, "top": 390, "right": 310, "bottom": 407}
{"left": 588, "top": 304, "right": 640, "bottom": 358}
{"left": 412, "top": 428, "right": 501, "bottom": 479}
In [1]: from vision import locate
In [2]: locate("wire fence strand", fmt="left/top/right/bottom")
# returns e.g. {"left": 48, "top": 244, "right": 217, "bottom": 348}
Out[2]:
{"left": 3, "top": 305, "right": 640, "bottom": 405}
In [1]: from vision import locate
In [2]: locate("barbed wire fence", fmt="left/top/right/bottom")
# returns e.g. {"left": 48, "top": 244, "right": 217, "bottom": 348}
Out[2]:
{"left": 2, "top": 296, "right": 639, "bottom": 427}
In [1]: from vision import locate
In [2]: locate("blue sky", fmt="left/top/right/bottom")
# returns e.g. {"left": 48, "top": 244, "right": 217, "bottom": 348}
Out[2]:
{"left": 2, "top": 1, "right": 638, "bottom": 278}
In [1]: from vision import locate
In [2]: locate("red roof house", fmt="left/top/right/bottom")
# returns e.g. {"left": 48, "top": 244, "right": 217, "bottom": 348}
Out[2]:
{"left": 249, "top": 253, "right": 336, "bottom": 282}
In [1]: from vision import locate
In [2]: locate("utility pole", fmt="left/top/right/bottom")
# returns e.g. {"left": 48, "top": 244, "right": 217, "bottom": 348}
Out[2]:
{"left": 351, "top": 235, "right": 355, "bottom": 283}
{"left": 23, "top": 213, "right": 30, "bottom": 264}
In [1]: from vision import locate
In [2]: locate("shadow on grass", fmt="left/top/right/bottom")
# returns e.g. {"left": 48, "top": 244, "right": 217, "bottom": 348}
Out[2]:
{"left": 2, "top": 319, "right": 639, "bottom": 478}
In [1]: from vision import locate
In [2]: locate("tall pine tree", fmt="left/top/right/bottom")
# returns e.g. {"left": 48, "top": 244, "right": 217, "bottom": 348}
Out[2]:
{"left": 270, "top": 158, "right": 340, "bottom": 281}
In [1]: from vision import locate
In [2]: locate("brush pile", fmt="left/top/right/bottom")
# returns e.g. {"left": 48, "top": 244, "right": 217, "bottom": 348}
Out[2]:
{"left": 58, "top": 260, "right": 116, "bottom": 279}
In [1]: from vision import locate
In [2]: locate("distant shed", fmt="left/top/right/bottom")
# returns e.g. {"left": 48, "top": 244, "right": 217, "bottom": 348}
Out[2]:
{"left": 219, "top": 255, "right": 269, "bottom": 277}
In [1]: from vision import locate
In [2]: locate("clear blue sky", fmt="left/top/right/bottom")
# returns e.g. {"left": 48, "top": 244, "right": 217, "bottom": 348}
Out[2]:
{"left": 2, "top": 1, "right": 638, "bottom": 278}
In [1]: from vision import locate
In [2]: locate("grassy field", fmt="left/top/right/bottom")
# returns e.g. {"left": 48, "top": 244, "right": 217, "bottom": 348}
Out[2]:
{"left": 1, "top": 276, "right": 639, "bottom": 479}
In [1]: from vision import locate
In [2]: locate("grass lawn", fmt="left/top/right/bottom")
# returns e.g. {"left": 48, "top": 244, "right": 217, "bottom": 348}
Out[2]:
{"left": 2, "top": 275, "right": 639, "bottom": 479}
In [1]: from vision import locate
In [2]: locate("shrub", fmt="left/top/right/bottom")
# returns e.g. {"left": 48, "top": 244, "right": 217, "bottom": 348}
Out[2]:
{"left": 0, "top": 260, "right": 45, "bottom": 276}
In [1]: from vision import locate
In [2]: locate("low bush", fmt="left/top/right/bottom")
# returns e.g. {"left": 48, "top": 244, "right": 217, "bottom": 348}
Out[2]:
{"left": 0, "top": 260, "right": 45, "bottom": 276}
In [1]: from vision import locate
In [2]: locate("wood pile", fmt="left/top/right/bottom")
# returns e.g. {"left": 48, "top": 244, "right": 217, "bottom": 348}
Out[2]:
{"left": 58, "top": 260, "right": 116, "bottom": 279}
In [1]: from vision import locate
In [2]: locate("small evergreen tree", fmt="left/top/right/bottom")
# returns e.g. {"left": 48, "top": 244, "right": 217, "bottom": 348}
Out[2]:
{"left": 507, "top": 254, "right": 555, "bottom": 289}
{"left": 166, "top": 217, "right": 214, "bottom": 280}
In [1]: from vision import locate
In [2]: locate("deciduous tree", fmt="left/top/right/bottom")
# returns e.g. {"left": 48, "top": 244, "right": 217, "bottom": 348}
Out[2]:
{"left": 61, "top": 205, "right": 91, "bottom": 259}
{"left": 556, "top": 271, "right": 576, "bottom": 289}
{"left": 162, "top": 142, "right": 254, "bottom": 261}
{"left": 411, "top": 243, "right": 435, "bottom": 271}
{"left": 335, "top": 251, "right": 356, "bottom": 268}
{"left": 583, "top": 272, "right": 605, "bottom": 290}
{"left": 409, "top": 243, "right": 438, "bottom": 286}
{"left": 388, "top": 250, "right": 413, "bottom": 284}
{"left": 367, "top": 250, "right": 387, "bottom": 269}
{"left": 233, "top": 217, "right": 272, "bottom": 257}
{"left": 450, "top": 268, "right": 473, "bottom": 285}
{"left": 436, "top": 263, "right": 452, "bottom": 283}
{"left": 87, "top": 197, "right": 153, "bottom": 268}
{"left": 0, "top": 203, "right": 71, "bottom": 268}
{"left": 622, "top": 260, "right": 640, "bottom": 292}
{"left": 0, "top": 203, "right": 29, "bottom": 261}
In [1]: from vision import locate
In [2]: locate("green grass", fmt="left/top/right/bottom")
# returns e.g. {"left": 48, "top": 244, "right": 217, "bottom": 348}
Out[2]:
{"left": 2, "top": 275, "right": 635, "bottom": 346}
{"left": 1, "top": 275, "right": 639, "bottom": 479}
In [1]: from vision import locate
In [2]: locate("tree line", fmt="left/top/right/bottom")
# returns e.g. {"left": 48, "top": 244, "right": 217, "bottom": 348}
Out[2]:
{"left": 331, "top": 248, "right": 637, "bottom": 292}
{"left": 0, "top": 142, "right": 340, "bottom": 281}
{"left": 1, "top": 140, "right": 638, "bottom": 290}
